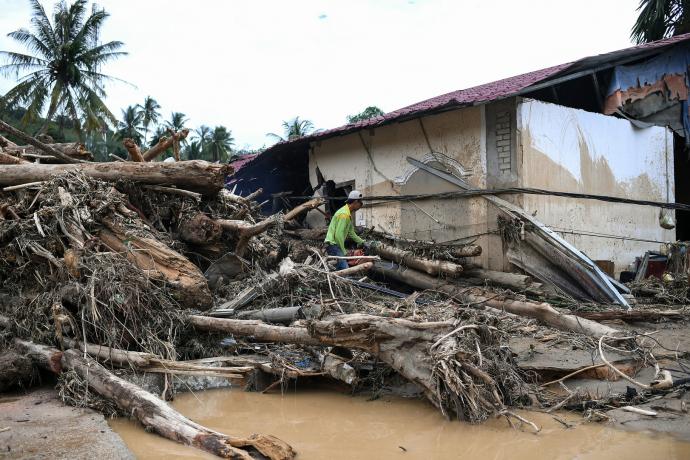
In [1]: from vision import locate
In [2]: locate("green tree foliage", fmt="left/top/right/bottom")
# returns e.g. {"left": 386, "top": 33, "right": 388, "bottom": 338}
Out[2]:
{"left": 184, "top": 140, "right": 203, "bottom": 160}
{"left": 346, "top": 106, "right": 385, "bottom": 123}
{"left": 266, "top": 116, "right": 316, "bottom": 142}
{"left": 136, "top": 96, "right": 161, "bottom": 145}
{"left": 165, "top": 111, "right": 188, "bottom": 132}
{"left": 0, "top": 0, "right": 127, "bottom": 138}
{"left": 631, "top": 0, "right": 690, "bottom": 43}
{"left": 114, "top": 105, "right": 143, "bottom": 144}
{"left": 194, "top": 125, "right": 212, "bottom": 153}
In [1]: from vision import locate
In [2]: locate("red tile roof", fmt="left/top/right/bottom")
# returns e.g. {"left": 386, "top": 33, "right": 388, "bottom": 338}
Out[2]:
{"left": 267, "top": 33, "right": 690, "bottom": 150}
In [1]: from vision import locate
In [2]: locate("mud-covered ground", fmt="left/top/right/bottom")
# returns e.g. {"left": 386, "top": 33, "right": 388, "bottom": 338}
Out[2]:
{"left": 0, "top": 387, "right": 133, "bottom": 459}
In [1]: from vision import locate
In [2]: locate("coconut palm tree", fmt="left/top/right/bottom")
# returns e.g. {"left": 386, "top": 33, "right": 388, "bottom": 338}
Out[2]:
{"left": 266, "top": 116, "right": 316, "bottom": 142}
{"left": 0, "top": 0, "right": 127, "bottom": 137}
{"left": 194, "top": 125, "right": 213, "bottom": 155}
{"left": 184, "top": 140, "right": 203, "bottom": 160}
{"left": 114, "top": 105, "right": 143, "bottom": 144}
{"left": 207, "top": 126, "right": 234, "bottom": 162}
{"left": 136, "top": 96, "right": 161, "bottom": 145}
{"left": 165, "top": 111, "right": 188, "bottom": 132}
{"left": 631, "top": 0, "right": 690, "bottom": 44}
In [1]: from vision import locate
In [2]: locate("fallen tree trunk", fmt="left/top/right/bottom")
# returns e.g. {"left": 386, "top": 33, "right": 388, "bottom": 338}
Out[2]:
{"left": 372, "top": 262, "right": 618, "bottom": 338}
{"left": 236, "top": 306, "right": 303, "bottom": 324}
{"left": 3, "top": 142, "right": 93, "bottom": 162}
{"left": 463, "top": 269, "right": 543, "bottom": 294}
{"left": 13, "top": 338, "right": 64, "bottom": 374}
{"left": 16, "top": 338, "right": 295, "bottom": 459}
{"left": 0, "top": 120, "right": 83, "bottom": 164}
{"left": 189, "top": 314, "right": 517, "bottom": 423}
{"left": 99, "top": 216, "right": 213, "bottom": 309}
{"left": 370, "top": 242, "right": 463, "bottom": 277}
{"left": 0, "top": 151, "right": 29, "bottom": 165}
{"left": 143, "top": 129, "right": 189, "bottom": 161}
{"left": 449, "top": 244, "right": 482, "bottom": 258}
{"left": 0, "top": 160, "right": 231, "bottom": 195}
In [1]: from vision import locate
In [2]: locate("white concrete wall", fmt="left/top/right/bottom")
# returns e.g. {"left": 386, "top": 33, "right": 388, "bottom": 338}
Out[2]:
{"left": 308, "top": 106, "right": 489, "bottom": 263}
{"left": 517, "top": 98, "right": 676, "bottom": 273}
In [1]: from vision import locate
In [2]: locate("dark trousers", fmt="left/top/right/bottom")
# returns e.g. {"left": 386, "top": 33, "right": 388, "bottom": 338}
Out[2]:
{"left": 325, "top": 244, "right": 348, "bottom": 271}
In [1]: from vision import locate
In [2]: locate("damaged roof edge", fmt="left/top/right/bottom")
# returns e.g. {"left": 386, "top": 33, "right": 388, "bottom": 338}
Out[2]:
{"left": 261, "top": 32, "right": 690, "bottom": 156}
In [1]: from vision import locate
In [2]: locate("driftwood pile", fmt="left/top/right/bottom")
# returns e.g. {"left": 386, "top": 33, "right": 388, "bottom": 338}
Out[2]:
{"left": 1, "top": 125, "right": 690, "bottom": 458}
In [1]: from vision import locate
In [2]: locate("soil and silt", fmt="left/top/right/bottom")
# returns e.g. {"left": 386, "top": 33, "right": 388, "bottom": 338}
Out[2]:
{"left": 110, "top": 387, "right": 690, "bottom": 460}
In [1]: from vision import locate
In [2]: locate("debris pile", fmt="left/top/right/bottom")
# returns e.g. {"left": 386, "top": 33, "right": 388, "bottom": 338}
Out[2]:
{"left": 1, "top": 128, "right": 690, "bottom": 458}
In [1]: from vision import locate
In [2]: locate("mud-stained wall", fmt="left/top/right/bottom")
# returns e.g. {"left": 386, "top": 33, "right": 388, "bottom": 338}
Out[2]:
{"left": 309, "top": 106, "right": 488, "bottom": 264}
{"left": 517, "top": 98, "right": 676, "bottom": 273}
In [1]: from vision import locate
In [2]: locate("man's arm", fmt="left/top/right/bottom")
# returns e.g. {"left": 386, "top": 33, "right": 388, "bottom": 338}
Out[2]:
{"left": 348, "top": 221, "right": 364, "bottom": 245}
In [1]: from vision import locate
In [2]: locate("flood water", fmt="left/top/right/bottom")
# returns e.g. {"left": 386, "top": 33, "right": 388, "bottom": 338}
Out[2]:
{"left": 110, "top": 388, "right": 690, "bottom": 460}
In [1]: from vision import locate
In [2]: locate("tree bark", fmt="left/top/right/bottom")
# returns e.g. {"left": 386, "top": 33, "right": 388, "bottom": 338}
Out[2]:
{"left": 0, "top": 160, "right": 231, "bottom": 195}
{"left": 0, "top": 350, "right": 33, "bottom": 392}
{"left": 143, "top": 129, "right": 189, "bottom": 161}
{"left": 449, "top": 244, "right": 482, "bottom": 258}
{"left": 123, "top": 138, "right": 145, "bottom": 162}
{"left": 99, "top": 216, "right": 213, "bottom": 309}
{"left": 463, "top": 269, "right": 543, "bottom": 294}
{"left": 178, "top": 213, "right": 224, "bottom": 245}
{"left": 370, "top": 242, "right": 463, "bottom": 277}
{"left": 0, "top": 120, "right": 83, "bottom": 164}
{"left": 13, "top": 338, "right": 64, "bottom": 374}
{"left": 3, "top": 142, "right": 93, "bottom": 162}
{"left": 372, "top": 262, "right": 618, "bottom": 338}
{"left": 0, "top": 151, "right": 29, "bottom": 165}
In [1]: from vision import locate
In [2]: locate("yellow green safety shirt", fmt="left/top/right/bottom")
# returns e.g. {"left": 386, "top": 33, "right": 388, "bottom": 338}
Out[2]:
{"left": 324, "top": 204, "right": 364, "bottom": 254}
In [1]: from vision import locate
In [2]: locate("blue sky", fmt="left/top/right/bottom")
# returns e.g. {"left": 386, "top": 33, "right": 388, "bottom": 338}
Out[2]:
{"left": 0, "top": 0, "right": 640, "bottom": 149}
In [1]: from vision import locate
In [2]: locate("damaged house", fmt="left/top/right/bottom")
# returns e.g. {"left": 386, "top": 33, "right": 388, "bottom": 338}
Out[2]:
{"left": 235, "top": 34, "right": 690, "bottom": 288}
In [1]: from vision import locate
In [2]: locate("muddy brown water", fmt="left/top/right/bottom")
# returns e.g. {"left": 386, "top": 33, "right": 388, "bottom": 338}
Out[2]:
{"left": 110, "top": 388, "right": 690, "bottom": 459}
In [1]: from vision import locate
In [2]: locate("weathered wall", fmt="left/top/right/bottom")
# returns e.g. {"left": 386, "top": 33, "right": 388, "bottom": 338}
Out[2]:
{"left": 517, "top": 98, "right": 676, "bottom": 273}
{"left": 308, "top": 106, "right": 488, "bottom": 264}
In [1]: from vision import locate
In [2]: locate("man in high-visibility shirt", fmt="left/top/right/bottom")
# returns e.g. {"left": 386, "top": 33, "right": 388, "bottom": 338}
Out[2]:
{"left": 324, "top": 190, "right": 365, "bottom": 271}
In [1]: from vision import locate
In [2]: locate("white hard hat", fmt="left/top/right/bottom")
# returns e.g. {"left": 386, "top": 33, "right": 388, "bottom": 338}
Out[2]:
{"left": 348, "top": 190, "right": 363, "bottom": 200}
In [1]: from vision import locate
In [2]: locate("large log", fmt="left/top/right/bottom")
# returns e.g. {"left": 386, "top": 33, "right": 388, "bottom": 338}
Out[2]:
{"left": 3, "top": 142, "right": 94, "bottom": 162}
{"left": 370, "top": 242, "right": 463, "bottom": 277}
{"left": 99, "top": 216, "right": 213, "bottom": 309}
{"left": 17, "top": 339, "right": 295, "bottom": 460}
{"left": 189, "top": 314, "right": 512, "bottom": 422}
{"left": 372, "top": 262, "right": 618, "bottom": 338}
{"left": 0, "top": 160, "right": 231, "bottom": 195}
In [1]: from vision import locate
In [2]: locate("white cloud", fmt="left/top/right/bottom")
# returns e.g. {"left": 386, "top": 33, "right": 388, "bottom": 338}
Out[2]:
{"left": 0, "top": 0, "right": 640, "bottom": 148}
